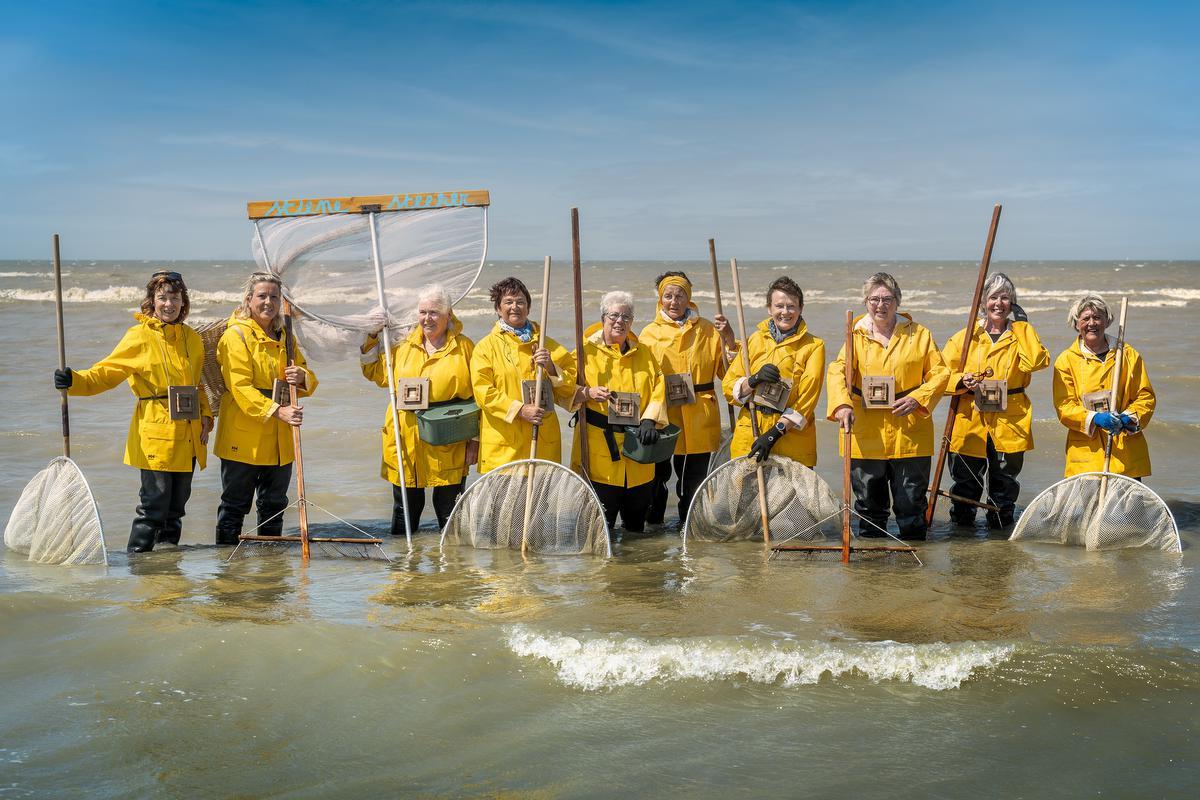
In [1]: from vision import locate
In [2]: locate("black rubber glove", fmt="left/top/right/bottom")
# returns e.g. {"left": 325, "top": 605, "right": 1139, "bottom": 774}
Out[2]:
{"left": 54, "top": 368, "right": 73, "bottom": 390}
{"left": 748, "top": 363, "right": 781, "bottom": 388}
{"left": 637, "top": 418, "right": 660, "bottom": 445}
{"left": 749, "top": 422, "right": 786, "bottom": 462}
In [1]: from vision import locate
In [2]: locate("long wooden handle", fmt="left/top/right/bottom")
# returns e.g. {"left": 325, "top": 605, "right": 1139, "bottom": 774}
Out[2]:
{"left": 52, "top": 233, "right": 70, "bottom": 458}
{"left": 522, "top": 256, "right": 553, "bottom": 555}
{"left": 708, "top": 238, "right": 737, "bottom": 433}
{"left": 842, "top": 309, "right": 854, "bottom": 563}
{"left": 284, "top": 300, "right": 310, "bottom": 560}
{"left": 926, "top": 203, "right": 1002, "bottom": 527}
{"left": 572, "top": 208, "right": 590, "bottom": 480}
{"left": 1099, "top": 297, "right": 1130, "bottom": 502}
{"left": 729, "top": 258, "right": 771, "bottom": 544}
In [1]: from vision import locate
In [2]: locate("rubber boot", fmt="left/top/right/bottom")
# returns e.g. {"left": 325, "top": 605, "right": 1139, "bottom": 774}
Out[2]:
{"left": 215, "top": 527, "right": 241, "bottom": 546}
{"left": 127, "top": 522, "right": 157, "bottom": 553}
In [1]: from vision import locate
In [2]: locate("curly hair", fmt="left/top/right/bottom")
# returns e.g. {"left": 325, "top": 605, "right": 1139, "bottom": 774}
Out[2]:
{"left": 766, "top": 276, "right": 804, "bottom": 307}
{"left": 140, "top": 271, "right": 190, "bottom": 323}
{"left": 489, "top": 276, "right": 531, "bottom": 309}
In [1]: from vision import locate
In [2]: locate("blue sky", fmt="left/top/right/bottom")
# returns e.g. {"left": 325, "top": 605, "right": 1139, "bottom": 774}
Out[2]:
{"left": 2, "top": 0, "right": 1197, "bottom": 259}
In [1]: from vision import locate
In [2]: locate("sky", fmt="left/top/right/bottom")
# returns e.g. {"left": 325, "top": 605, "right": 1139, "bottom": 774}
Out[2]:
{"left": 2, "top": 0, "right": 1197, "bottom": 260}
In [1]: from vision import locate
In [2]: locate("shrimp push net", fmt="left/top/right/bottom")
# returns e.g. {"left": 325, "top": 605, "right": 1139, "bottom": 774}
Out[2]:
{"left": 4, "top": 456, "right": 106, "bottom": 566}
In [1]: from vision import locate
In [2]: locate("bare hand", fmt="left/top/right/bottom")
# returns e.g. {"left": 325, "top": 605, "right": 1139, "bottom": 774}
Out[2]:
{"left": 962, "top": 373, "right": 980, "bottom": 391}
{"left": 713, "top": 314, "right": 735, "bottom": 347}
{"left": 275, "top": 405, "right": 303, "bottom": 426}
{"left": 891, "top": 396, "right": 919, "bottom": 417}
{"left": 200, "top": 415, "right": 213, "bottom": 445}
{"left": 588, "top": 386, "right": 611, "bottom": 403}
{"left": 284, "top": 366, "right": 306, "bottom": 387}
{"left": 518, "top": 403, "right": 545, "bottom": 425}
{"left": 465, "top": 439, "right": 479, "bottom": 466}
{"left": 532, "top": 347, "right": 552, "bottom": 370}
{"left": 833, "top": 405, "right": 854, "bottom": 432}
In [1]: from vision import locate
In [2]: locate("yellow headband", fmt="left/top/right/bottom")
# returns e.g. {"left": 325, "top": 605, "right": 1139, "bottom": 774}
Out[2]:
{"left": 657, "top": 276, "right": 692, "bottom": 301}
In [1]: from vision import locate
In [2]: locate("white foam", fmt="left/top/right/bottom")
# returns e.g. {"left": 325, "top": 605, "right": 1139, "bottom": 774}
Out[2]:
{"left": 505, "top": 627, "right": 1014, "bottom": 691}
{"left": 1159, "top": 288, "right": 1200, "bottom": 300}
{"left": 0, "top": 271, "right": 68, "bottom": 278}
{"left": 0, "top": 286, "right": 243, "bottom": 305}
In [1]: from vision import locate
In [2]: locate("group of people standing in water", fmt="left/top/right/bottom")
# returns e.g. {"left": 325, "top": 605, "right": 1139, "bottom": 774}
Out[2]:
{"left": 56, "top": 267, "right": 1155, "bottom": 553}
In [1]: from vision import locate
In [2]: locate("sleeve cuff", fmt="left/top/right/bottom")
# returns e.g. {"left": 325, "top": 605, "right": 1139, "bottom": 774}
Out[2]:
{"left": 732, "top": 377, "right": 751, "bottom": 404}
{"left": 264, "top": 402, "right": 281, "bottom": 420}
{"left": 1084, "top": 410, "right": 1097, "bottom": 435}
{"left": 781, "top": 410, "right": 807, "bottom": 430}
{"left": 504, "top": 399, "right": 524, "bottom": 424}
{"left": 547, "top": 370, "right": 565, "bottom": 386}
{"left": 360, "top": 343, "right": 380, "bottom": 365}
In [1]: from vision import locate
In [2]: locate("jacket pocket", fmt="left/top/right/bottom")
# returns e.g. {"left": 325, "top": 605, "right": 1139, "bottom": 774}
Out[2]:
{"left": 142, "top": 421, "right": 186, "bottom": 441}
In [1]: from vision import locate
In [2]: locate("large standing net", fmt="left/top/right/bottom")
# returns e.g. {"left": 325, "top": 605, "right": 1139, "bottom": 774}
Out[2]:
{"left": 4, "top": 457, "right": 106, "bottom": 566}
{"left": 683, "top": 455, "right": 842, "bottom": 545}
{"left": 1010, "top": 472, "right": 1181, "bottom": 552}
{"left": 442, "top": 460, "right": 611, "bottom": 556}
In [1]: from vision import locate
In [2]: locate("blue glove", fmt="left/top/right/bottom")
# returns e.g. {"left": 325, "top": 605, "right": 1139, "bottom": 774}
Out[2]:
{"left": 1119, "top": 413, "right": 1138, "bottom": 432}
{"left": 749, "top": 422, "right": 786, "bottom": 462}
{"left": 54, "top": 368, "right": 73, "bottom": 390}
{"left": 1093, "top": 411, "right": 1122, "bottom": 434}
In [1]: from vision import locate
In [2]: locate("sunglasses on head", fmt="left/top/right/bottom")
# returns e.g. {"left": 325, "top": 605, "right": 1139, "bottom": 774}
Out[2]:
{"left": 151, "top": 270, "right": 184, "bottom": 282}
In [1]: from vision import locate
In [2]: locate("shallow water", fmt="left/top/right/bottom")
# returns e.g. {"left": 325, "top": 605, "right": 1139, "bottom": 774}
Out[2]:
{"left": 2, "top": 259, "right": 1198, "bottom": 797}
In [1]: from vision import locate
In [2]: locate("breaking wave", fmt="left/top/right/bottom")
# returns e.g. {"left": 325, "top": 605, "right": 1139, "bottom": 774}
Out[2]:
{"left": 505, "top": 627, "right": 1014, "bottom": 691}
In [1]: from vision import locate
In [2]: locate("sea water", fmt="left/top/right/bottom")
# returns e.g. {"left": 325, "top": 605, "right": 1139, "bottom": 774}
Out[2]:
{"left": 1, "top": 259, "right": 1197, "bottom": 797}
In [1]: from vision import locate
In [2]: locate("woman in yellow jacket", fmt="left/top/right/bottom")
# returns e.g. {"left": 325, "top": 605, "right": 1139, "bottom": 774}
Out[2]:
{"left": 638, "top": 271, "right": 736, "bottom": 524}
{"left": 1053, "top": 293, "right": 1155, "bottom": 478}
{"left": 471, "top": 276, "right": 577, "bottom": 473}
{"left": 941, "top": 273, "right": 1050, "bottom": 529}
{"left": 571, "top": 291, "right": 668, "bottom": 534}
{"left": 361, "top": 285, "right": 476, "bottom": 534}
{"left": 723, "top": 276, "right": 825, "bottom": 468}
{"left": 826, "top": 273, "right": 950, "bottom": 540}
{"left": 54, "top": 270, "right": 213, "bottom": 552}
{"left": 213, "top": 273, "right": 317, "bottom": 544}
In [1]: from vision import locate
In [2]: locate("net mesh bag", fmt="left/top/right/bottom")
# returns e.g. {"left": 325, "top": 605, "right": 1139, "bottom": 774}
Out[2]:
{"left": 191, "top": 319, "right": 228, "bottom": 415}
{"left": 683, "top": 455, "right": 842, "bottom": 544}
{"left": 4, "top": 457, "right": 106, "bottom": 565}
{"left": 1010, "top": 472, "right": 1181, "bottom": 553}
{"left": 442, "top": 459, "right": 611, "bottom": 556}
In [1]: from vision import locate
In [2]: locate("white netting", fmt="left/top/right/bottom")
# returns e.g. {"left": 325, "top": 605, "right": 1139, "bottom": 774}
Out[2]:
{"left": 1010, "top": 472, "right": 1181, "bottom": 552}
{"left": 4, "top": 457, "right": 106, "bottom": 565}
{"left": 251, "top": 205, "right": 487, "bottom": 358}
{"left": 441, "top": 459, "right": 611, "bottom": 556}
{"left": 683, "top": 455, "right": 842, "bottom": 545}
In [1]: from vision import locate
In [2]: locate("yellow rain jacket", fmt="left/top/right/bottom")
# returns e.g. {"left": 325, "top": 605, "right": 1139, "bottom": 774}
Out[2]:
{"left": 213, "top": 314, "right": 317, "bottom": 467}
{"left": 1053, "top": 338, "right": 1155, "bottom": 477}
{"left": 361, "top": 316, "right": 474, "bottom": 488}
{"left": 722, "top": 319, "right": 825, "bottom": 467}
{"left": 638, "top": 306, "right": 729, "bottom": 455}
{"left": 825, "top": 313, "right": 950, "bottom": 460}
{"left": 471, "top": 321, "right": 578, "bottom": 474}
{"left": 942, "top": 321, "right": 1050, "bottom": 456}
{"left": 68, "top": 313, "right": 212, "bottom": 472}
{"left": 570, "top": 324, "right": 668, "bottom": 488}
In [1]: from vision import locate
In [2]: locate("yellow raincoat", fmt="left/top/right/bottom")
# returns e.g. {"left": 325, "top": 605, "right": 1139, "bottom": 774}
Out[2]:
{"left": 638, "top": 306, "right": 728, "bottom": 455}
{"left": 213, "top": 314, "right": 317, "bottom": 466}
{"left": 825, "top": 313, "right": 950, "bottom": 459}
{"left": 942, "top": 321, "right": 1050, "bottom": 457}
{"left": 361, "top": 316, "right": 474, "bottom": 487}
{"left": 722, "top": 319, "right": 825, "bottom": 467}
{"left": 1053, "top": 338, "right": 1155, "bottom": 477}
{"left": 570, "top": 324, "right": 668, "bottom": 488}
{"left": 68, "top": 313, "right": 212, "bottom": 472}
{"left": 471, "top": 321, "right": 578, "bottom": 474}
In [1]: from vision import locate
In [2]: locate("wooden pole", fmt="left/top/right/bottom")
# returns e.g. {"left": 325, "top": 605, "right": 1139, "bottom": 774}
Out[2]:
{"left": 841, "top": 310, "right": 854, "bottom": 563}
{"left": 708, "top": 238, "right": 738, "bottom": 433}
{"left": 283, "top": 300, "right": 310, "bottom": 561}
{"left": 52, "top": 234, "right": 70, "bottom": 459}
{"left": 925, "top": 203, "right": 1002, "bottom": 528}
{"left": 521, "top": 256, "right": 553, "bottom": 555}
{"left": 1098, "top": 297, "right": 1129, "bottom": 504}
{"left": 572, "top": 208, "right": 590, "bottom": 480}
{"left": 729, "top": 258, "right": 771, "bottom": 544}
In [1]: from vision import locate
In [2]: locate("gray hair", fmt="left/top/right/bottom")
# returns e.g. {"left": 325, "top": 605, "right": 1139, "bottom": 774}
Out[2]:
{"left": 416, "top": 284, "right": 452, "bottom": 314}
{"left": 600, "top": 290, "right": 634, "bottom": 318}
{"left": 979, "top": 272, "right": 1018, "bottom": 313}
{"left": 862, "top": 272, "right": 902, "bottom": 306}
{"left": 1066, "top": 294, "right": 1113, "bottom": 330}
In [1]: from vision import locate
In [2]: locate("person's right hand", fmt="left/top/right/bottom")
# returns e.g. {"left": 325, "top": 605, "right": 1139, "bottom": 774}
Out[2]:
{"left": 275, "top": 405, "right": 303, "bottom": 427}
{"left": 748, "top": 364, "right": 781, "bottom": 388}
{"left": 532, "top": 347, "right": 552, "bottom": 370}
{"left": 519, "top": 403, "right": 545, "bottom": 425}
{"left": 833, "top": 405, "right": 855, "bottom": 432}
{"left": 1093, "top": 411, "right": 1122, "bottom": 434}
{"left": 53, "top": 368, "right": 73, "bottom": 390}
{"left": 588, "top": 386, "right": 611, "bottom": 403}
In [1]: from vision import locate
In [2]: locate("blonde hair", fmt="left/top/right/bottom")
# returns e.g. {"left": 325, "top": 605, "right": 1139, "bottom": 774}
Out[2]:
{"left": 862, "top": 272, "right": 902, "bottom": 306}
{"left": 235, "top": 272, "right": 285, "bottom": 332}
{"left": 1066, "top": 293, "right": 1113, "bottom": 330}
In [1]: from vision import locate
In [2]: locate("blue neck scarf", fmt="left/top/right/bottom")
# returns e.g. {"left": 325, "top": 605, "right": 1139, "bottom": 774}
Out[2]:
{"left": 500, "top": 320, "right": 534, "bottom": 342}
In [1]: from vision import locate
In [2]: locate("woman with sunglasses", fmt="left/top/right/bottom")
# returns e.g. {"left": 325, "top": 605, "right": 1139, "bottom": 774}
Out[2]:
{"left": 53, "top": 270, "right": 213, "bottom": 552}
{"left": 212, "top": 272, "right": 318, "bottom": 545}
{"left": 826, "top": 272, "right": 950, "bottom": 540}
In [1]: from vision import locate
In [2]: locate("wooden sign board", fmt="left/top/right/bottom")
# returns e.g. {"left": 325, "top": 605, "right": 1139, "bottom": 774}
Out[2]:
{"left": 247, "top": 190, "right": 490, "bottom": 220}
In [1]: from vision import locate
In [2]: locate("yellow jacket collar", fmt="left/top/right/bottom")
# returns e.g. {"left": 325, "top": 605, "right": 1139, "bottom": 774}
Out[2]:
{"left": 654, "top": 303, "right": 699, "bottom": 328}
{"left": 756, "top": 316, "right": 808, "bottom": 341}
{"left": 135, "top": 312, "right": 183, "bottom": 339}
{"left": 408, "top": 312, "right": 464, "bottom": 347}
{"left": 854, "top": 311, "right": 914, "bottom": 334}
{"left": 491, "top": 318, "right": 542, "bottom": 344}
{"left": 585, "top": 321, "right": 640, "bottom": 352}
{"left": 227, "top": 313, "right": 280, "bottom": 342}
{"left": 1073, "top": 334, "right": 1118, "bottom": 358}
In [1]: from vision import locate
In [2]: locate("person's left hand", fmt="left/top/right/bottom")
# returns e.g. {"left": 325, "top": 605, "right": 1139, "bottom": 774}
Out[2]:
{"left": 284, "top": 366, "right": 306, "bottom": 387}
{"left": 749, "top": 423, "right": 786, "bottom": 462}
{"left": 636, "top": 419, "right": 659, "bottom": 445}
{"left": 465, "top": 439, "right": 479, "bottom": 466}
{"left": 200, "top": 415, "right": 213, "bottom": 445}
{"left": 713, "top": 314, "right": 736, "bottom": 348}
{"left": 891, "top": 396, "right": 919, "bottom": 417}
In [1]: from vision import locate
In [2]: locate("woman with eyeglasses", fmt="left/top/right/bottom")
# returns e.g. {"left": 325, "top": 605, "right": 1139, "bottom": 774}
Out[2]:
{"left": 471, "top": 276, "right": 577, "bottom": 474}
{"left": 826, "top": 272, "right": 950, "bottom": 540}
{"left": 212, "top": 272, "right": 318, "bottom": 545}
{"left": 941, "top": 273, "right": 1050, "bottom": 530}
{"left": 571, "top": 291, "right": 668, "bottom": 534}
{"left": 53, "top": 270, "right": 213, "bottom": 552}
{"left": 638, "top": 271, "right": 736, "bottom": 525}
{"left": 723, "top": 276, "right": 825, "bottom": 468}
{"left": 361, "top": 284, "right": 476, "bottom": 534}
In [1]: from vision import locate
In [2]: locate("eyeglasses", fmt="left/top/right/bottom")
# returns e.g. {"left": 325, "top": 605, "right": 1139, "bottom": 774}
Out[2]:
{"left": 604, "top": 313, "right": 633, "bottom": 323}
{"left": 867, "top": 296, "right": 896, "bottom": 306}
{"left": 151, "top": 270, "right": 183, "bottom": 282}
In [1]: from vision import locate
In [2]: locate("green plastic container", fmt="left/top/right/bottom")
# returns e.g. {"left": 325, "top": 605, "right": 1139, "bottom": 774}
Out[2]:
{"left": 621, "top": 423, "right": 681, "bottom": 464}
{"left": 416, "top": 400, "right": 480, "bottom": 446}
